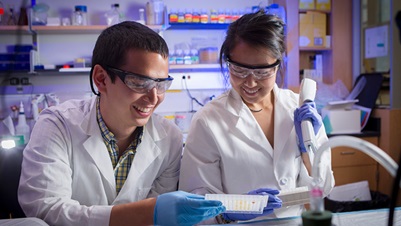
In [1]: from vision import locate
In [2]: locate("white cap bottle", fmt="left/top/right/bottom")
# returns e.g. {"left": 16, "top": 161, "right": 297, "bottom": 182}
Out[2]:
{"left": 15, "top": 101, "right": 30, "bottom": 144}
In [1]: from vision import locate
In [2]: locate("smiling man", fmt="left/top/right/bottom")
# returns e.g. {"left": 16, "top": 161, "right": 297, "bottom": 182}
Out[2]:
{"left": 18, "top": 21, "right": 225, "bottom": 226}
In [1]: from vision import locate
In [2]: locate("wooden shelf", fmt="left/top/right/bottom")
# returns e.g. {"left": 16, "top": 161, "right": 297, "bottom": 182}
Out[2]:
{"left": 0, "top": 24, "right": 168, "bottom": 34}
{"left": 299, "top": 9, "right": 331, "bottom": 14}
{"left": 168, "top": 23, "right": 229, "bottom": 30}
{"left": 299, "top": 46, "right": 332, "bottom": 51}
{"left": 0, "top": 25, "right": 31, "bottom": 34}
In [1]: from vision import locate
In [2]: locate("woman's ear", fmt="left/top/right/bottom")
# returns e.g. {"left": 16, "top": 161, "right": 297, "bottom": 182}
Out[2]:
{"left": 92, "top": 65, "right": 108, "bottom": 94}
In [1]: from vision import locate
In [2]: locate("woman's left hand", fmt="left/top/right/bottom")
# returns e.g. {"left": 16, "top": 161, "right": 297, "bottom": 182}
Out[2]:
{"left": 294, "top": 101, "right": 323, "bottom": 153}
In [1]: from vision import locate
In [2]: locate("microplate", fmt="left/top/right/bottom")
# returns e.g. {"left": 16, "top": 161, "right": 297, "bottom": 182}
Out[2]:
{"left": 205, "top": 194, "right": 268, "bottom": 214}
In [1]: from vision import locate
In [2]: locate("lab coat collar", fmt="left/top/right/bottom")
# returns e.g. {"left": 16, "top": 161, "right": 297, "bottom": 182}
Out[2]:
{"left": 227, "top": 85, "right": 294, "bottom": 158}
{"left": 81, "top": 97, "right": 116, "bottom": 195}
{"left": 81, "top": 97, "right": 167, "bottom": 197}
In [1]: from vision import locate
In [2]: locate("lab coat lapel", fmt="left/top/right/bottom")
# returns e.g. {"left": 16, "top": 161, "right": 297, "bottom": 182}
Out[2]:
{"left": 126, "top": 116, "right": 163, "bottom": 185}
{"left": 273, "top": 86, "right": 295, "bottom": 161}
{"left": 229, "top": 90, "right": 272, "bottom": 155}
{"left": 81, "top": 98, "right": 116, "bottom": 192}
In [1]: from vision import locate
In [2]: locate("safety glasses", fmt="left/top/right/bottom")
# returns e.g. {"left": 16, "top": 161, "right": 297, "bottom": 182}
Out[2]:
{"left": 226, "top": 57, "right": 280, "bottom": 80}
{"left": 105, "top": 66, "right": 173, "bottom": 94}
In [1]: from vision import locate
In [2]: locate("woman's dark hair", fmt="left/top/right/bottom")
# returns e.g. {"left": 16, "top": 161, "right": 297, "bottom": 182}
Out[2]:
{"left": 219, "top": 10, "right": 286, "bottom": 87}
{"left": 90, "top": 21, "right": 169, "bottom": 95}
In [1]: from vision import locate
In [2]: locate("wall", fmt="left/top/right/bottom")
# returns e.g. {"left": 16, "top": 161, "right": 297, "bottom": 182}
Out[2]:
{"left": 1, "top": 0, "right": 267, "bottom": 135}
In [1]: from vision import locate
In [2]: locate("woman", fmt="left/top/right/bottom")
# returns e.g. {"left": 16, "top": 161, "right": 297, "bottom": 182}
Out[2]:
{"left": 179, "top": 10, "right": 334, "bottom": 223}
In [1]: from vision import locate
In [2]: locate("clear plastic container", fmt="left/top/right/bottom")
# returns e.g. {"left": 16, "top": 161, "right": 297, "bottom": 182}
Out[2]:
{"left": 73, "top": 5, "right": 87, "bottom": 26}
{"left": 205, "top": 194, "right": 268, "bottom": 214}
{"left": 105, "top": 4, "right": 121, "bottom": 26}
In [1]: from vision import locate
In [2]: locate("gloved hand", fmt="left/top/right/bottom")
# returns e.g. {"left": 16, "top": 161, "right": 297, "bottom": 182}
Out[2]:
{"left": 294, "top": 101, "right": 323, "bottom": 153}
{"left": 222, "top": 188, "right": 282, "bottom": 222}
{"left": 154, "top": 191, "right": 226, "bottom": 226}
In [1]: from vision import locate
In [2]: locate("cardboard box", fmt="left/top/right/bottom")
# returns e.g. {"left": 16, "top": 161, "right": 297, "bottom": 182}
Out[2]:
{"left": 316, "top": 0, "right": 331, "bottom": 11}
{"left": 299, "top": 12, "right": 326, "bottom": 47}
{"left": 322, "top": 103, "right": 361, "bottom": 134}
{"left": 299, "top": 0, "right": 315, "bottom": 10}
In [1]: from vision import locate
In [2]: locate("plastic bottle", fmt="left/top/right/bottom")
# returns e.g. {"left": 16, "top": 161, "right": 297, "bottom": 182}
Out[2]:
{"left": 184, "top": 8, "right": 192, "bottom": 23}
{"left": 224, "top": 9, "right": 232, "bottom": 23}
{"left": 169, "top": 50, "right": 176, "bottom": 65}
{"left": 15, "top": 101, "right": 30, "bottom": 145}
{"left": 73, "top": 5, "right": 87, "bottom": 26}
{"left": 175, "top": 49, "right": 184, "bottom": 64}
{"left": 192, "top": 9, "right": 200, "bottom": 23}
{"left": 184, "top": 49, "right": 192, "bottom": 65}
{"left": 177, "top": 9, "right": 185, "bottom": 23}
{"left": 105, "top": 4, "right": 121, "bottom": 26}
{"left": 190, "top": 49, "right": 199, "bottom": 64}
{"left": 138, "top": 8, "right": 145, "bottom": 24}
{"left": 200, "top": 9, "right": 209, "bottom": 23}
{"left": 210, "top": 9, "right": 218, "bottom": 23}
{"left": 231, "top": 9, "right": 240, "bottom": 22}
{"left": 169, "top": 8, "right": 178, "bottom": 23}
{"left": 217, "top": 9, "right": 225, "bottom": 24}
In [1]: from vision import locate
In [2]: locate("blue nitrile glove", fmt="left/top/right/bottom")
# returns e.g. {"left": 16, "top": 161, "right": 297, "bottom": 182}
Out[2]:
{"left": 222, "top": 188, "right": 282, "bottom": 222}
{"left": 294, "top": 102, "right": 323, "bottom": 153}
{"left": 154, "top": 191, "right": 226, "bottom": 226}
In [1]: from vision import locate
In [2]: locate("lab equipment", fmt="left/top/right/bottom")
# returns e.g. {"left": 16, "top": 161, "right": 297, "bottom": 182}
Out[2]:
{"left": 298, "top": 78, "right": 317, "bottom": 153}
{"left": 205, "top": 194, "right": 268, "bottom": 214}
{"left": 302, "top": 135, "right": 399, "bottom": 226}
{"left": 15, "top": 102, "right": 30, "bottom": 144}
{"left": 105, "top": 3, "right": 122, "bottom": 26}
{"left": 154, "top": 191, "right": 225, "bottom": 226}
{"left": 72, "top": 5, "right": 87, "bottom": 26}
{"left": 31, "top": 93, "right": 60, "bottom": 121}
{"left": 220, "top": 188, "right": 282, "bottom": 221}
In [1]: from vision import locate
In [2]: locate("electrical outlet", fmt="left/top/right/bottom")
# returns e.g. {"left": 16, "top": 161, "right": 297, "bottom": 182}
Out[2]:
{"left": 21, "top": 77, "right": 30, "bottom": 85}
{"left": 10, "top": 77, "right": 20, "bottom": 85}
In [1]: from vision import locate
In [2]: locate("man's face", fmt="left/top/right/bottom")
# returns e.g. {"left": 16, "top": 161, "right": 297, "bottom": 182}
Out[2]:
{"left": 100, "top": 49, "right": 169, "bottom": 130}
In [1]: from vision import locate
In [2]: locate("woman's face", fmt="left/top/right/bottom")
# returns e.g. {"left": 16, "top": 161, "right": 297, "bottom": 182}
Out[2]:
{"left": 228, "top": 40, "right": 279, "bottom": 106}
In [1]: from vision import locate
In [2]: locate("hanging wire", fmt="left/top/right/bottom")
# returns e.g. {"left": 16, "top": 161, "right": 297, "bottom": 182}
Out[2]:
{"left": 181, "top": 75, "right": 203, "bottom": 112}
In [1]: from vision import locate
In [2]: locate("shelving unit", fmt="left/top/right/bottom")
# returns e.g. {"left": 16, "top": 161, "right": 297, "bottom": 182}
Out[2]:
{"left": 275, "top": 0, "right": 352, "bottom": 92}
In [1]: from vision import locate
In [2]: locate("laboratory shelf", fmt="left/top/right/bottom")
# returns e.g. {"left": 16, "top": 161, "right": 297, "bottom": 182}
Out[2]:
{"left": 168, "top": 23, "right": 230, "bottom": 30}
{"left": 299, "top": 46, "right": 332, "bottom": 51}
{"left": 0, "top": 25, "right": 32, "bottom": 34}
{"left": 169, "top": 64, "right": 221, "bottom": 72}
{"left": 0, "top": 24, "right": 168, "bottom": 35}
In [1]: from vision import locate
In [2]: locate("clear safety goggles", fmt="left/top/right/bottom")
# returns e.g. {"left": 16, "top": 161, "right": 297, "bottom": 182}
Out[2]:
{"left": 226, "top": 57, "right": 280, "bottom": 80}
{"left": 105, "top": 66, "right": 173, "bottom": 94}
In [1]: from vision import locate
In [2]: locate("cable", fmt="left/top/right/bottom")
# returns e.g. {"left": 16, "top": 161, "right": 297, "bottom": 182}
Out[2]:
{"left": 181, "top": 75, "right": 203, "bottom": 111}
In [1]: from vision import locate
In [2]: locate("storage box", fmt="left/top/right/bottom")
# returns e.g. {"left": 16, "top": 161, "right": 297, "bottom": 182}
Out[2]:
{"left": 316, "top": 0, "right": 331, "bottom": 11}
{"left": 322, "top": 103, "right": 361, "bottom": 134}
{"left": 299, "top": 12, "right": 326, "bottom": 47}
{"left": 299, "top": 0, "right": 315, "bottom": 10}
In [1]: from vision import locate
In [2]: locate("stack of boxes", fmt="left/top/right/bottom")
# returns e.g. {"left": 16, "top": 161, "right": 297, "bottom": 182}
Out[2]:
{"left": 0, "top": 45, "right": 32, "bottom": 71}
{"left": 298, "top": 0, "right": 331, "bottom": 48}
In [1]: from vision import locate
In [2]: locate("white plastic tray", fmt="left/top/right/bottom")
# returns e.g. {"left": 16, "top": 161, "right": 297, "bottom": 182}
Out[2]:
{"left": 205, "top": 194, "right": 268, "bottom": 214}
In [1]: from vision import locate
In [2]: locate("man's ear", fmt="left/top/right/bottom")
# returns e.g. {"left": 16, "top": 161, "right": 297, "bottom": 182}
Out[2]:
{"left": 92, "top": 65, "right": 108, "bottom": 94}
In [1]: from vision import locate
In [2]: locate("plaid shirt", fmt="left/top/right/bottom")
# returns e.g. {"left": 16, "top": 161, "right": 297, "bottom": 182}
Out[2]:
{"left": 96, "top": 97, "right": 143, "bottom": 193}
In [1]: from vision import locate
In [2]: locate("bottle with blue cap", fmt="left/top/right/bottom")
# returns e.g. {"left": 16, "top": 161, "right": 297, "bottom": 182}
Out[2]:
{"left": 73, "top": 5, "right": 88, "bottom": 26}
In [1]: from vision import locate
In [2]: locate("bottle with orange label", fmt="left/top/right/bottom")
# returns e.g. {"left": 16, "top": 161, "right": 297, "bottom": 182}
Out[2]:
{"left": 184, "top": 8, "right": 192, "bottom": 23}
{"left": 169, "top": 8, "right": 178, "bottom": 23}
{"left": 192, "top": 9, "right": 200, "bottom": 23}
{"left": 200, "top": 9, "right": 209, "bottom": 23}
{"left": 210, "top": 9, "right": 218, "bottom": 23}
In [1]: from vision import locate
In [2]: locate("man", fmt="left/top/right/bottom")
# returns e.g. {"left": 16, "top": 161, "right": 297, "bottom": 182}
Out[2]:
{"left": 18, "top": 21, "right": 224, "bottom": 226}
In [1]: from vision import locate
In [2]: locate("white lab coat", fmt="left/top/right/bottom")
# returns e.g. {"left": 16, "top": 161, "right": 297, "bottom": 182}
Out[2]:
{"left": 179, "top": 84, "right": 334, "bottom": 220}
{"left": 18, "top": 96, "right": 183, "bottom": 226}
